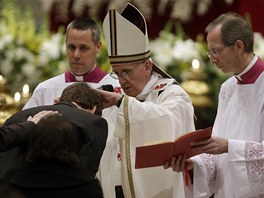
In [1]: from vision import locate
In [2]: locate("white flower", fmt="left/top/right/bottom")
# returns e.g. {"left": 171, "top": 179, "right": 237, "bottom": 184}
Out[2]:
{"left": 254, "top": 32, "right": 264, "bottom": 59}
{"left": 0, "top": 35, "right": 13, "bottom": 51}
{"left": 39, "top": 32, "right": 64, "bottom": 66}
{"left": 150, "top": 38, "right": 174, "bottom": 69}
{"left": 150, "top": 31, "right": 204, "bottom": 72}
{"left": 21, "top": 62, "right": 36, "bottom": 77}
{"left": 21, "top": 62, "right": 41, "bottom": 85}
{"left": 14, "top": 47, "right": 34, "bottom": 61}
{"left": 0, "top": 59, "right": 13, "bottom": 76}
{"left": 172, "top": 39, "right": 201, "bottom": 62}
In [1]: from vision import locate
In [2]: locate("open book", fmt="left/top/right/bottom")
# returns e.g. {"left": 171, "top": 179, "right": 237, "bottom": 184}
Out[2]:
{"left": 135, "top": 127, "right": 212, "bottom": 169}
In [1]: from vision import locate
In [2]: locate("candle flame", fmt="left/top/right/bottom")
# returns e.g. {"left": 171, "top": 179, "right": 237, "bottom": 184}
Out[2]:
{"left": 14, "top": 92, "right": 21, "bottom": 102}
{"left": 192, "top": 59, "right": 200, "bottom": 70}
{"left": 23, "top": 84, "right": 29, "bottom": 95}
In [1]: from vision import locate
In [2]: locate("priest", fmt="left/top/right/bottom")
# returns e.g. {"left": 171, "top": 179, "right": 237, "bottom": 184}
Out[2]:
{"left": 165, "top": 12, "right": 264, "bottom": 198}
{"left": 23, "top": 17, "right": 119, "bottom": 109}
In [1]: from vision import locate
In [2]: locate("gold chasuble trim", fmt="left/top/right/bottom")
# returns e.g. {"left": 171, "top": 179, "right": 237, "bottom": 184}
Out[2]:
{"left": 124, "top": 96, "right": 136, "bottom": 198}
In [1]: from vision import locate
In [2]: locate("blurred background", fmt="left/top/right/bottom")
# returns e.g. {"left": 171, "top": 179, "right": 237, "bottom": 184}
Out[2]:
{"left": 1, "top": 0, "right": 264, "bottom": 128}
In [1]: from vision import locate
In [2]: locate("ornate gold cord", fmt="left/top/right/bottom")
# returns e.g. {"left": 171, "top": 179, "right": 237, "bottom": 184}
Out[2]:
{"left": 124, "top": 96, "right": 136, "bottom": 198}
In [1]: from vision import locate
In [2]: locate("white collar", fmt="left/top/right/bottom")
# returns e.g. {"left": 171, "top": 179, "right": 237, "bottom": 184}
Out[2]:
{"left": 136, "top": 72, "right": 160, "bottom": 101}
{"left": 70, "top": 70, "right": 84, "bottom": 81}
{"left": 235, "top": 54, "right": 258, "bottom": 81}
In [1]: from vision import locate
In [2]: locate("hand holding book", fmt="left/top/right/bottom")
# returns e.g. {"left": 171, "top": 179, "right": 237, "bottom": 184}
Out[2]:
{"left": 135, "top": 127, "right": 212, "bottom": 169}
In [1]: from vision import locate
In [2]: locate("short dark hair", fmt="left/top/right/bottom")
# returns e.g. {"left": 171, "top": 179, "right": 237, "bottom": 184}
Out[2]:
{"left": 66, "top": 18, "right": 101, "bottom": 44}
{"left": 60, "top": 82, "right": 103, "bottom": 116}
{"left": 26, "top": 115, "right": 80, "bottom": 167}
{"left": 205, "top": 12, "right": 254, "bottom": 53}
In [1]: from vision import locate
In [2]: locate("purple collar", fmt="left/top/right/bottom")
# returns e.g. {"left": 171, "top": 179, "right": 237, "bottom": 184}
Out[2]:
{"left": 65, "top": 65, "right": 107, "bottom": 83}
{"left": 237, "top": 57, "right": 264, "bottom": 84}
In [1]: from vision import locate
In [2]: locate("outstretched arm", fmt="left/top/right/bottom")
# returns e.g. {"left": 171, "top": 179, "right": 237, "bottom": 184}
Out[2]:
{"left": 0, "top": 110, "right": 58, "bottom": 152}
{"left": 0, "top": 121, "right": 35, "bottom": 152}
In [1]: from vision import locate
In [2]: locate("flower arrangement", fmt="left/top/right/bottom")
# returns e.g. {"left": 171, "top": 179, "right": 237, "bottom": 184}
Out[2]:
{"left": 0, "top": 0, "right": 67, "bottom": 94}
{"left": 0, "top": 0, "right": 110, "bottom": 94}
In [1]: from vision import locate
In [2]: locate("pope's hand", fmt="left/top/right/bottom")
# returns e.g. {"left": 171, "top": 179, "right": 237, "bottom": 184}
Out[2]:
{"left": 96, "top": 89, "right": 123, "bottom": 109}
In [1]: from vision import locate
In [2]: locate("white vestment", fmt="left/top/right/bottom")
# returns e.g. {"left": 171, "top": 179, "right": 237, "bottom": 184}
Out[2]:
{"left": 99, "top": 73, "right": 195, "bottom": 198}
{"left": 23, "top": 73, "right": 119, "bottom": 109}
{"left": 190, "top": 57, "right": 264, "bottom": 198}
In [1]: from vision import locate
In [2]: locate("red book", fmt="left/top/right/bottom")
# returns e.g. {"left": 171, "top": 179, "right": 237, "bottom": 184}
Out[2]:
{"left": 135, "top": 127, "right": 212, "bottom": 169}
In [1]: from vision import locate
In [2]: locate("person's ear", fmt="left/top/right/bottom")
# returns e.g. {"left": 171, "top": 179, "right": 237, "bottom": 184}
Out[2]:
{"left": 234, "top": 40, "right": 244, "bottom": 52}
{"left": 54, "top": 97, "right": 60, "bottom": 104}
{"left": 144, "top": 59, "right": 153, "bottom": 75}
{"left": 96, "top": 41, "right": 102, "bottom": 54}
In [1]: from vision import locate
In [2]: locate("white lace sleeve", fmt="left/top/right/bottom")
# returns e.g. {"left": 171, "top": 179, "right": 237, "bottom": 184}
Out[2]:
{"left": 192, "top": 154, "right": 217, "bottom": 197}
{"left": 229, "top": 139, "right": 264, "bottom": 197}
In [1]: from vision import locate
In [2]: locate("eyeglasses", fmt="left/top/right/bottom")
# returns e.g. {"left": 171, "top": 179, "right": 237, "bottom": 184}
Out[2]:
{"left": 110, "top": 61, "right": 144, "bottom": 80}
{"left": 207, "top": 46, "right": 227, "bottom": 59}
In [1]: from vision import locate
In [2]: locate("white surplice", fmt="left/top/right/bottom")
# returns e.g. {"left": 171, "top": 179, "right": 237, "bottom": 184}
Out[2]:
{"left": 23, "top": 73, "right": 119, "bottom": 109}
{"left": 190, "top": 56, "right": 264, "bottom": 198}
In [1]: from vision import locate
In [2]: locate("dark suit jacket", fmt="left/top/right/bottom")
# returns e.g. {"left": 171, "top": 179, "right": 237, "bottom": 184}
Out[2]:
{"left": 0, "top": 121, "right": 36, "bottom": 152}
{"left": 0, "top": 101, "right": 108, "bottom": 182}
{"left": 9, "top": 162, "right": 104, "bottom": 198}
